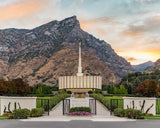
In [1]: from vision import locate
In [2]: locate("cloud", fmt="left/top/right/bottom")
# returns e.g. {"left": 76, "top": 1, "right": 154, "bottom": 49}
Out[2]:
{"left": 0, "top": 0, "right": 48, "bottom": 20}
{"left": 80, "top": 17, "right": 116, "bottom": 30}
{"left": 0, "top": 0, "right": 26, "bottom": 7}
{"left": 127, "top": 57, "right": 137, "bottom": 62}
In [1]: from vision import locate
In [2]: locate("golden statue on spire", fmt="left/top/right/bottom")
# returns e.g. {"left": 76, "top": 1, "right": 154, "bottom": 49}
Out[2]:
{"left": 79, "top": 42, "right": 81, "bottom": 46}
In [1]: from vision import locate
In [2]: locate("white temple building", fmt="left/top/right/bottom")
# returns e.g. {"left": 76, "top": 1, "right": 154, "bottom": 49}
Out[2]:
{"left": 59, "top": 42, "right": 102, "bottom": 92}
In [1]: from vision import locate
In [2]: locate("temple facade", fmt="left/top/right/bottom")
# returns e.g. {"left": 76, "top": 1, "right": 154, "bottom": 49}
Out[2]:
{"left": 59, "top": 42, "right": 102, "bottom": 92}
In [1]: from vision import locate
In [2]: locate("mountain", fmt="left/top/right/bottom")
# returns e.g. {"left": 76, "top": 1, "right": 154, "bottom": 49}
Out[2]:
{"left": 132, "top": 61, "right": 153, "bottom": 72}
{"left": 0, "top": 16, "right": 135, "bottom": 85}
{"left": 147, "top": 59, "right": 160, "bottom": 72}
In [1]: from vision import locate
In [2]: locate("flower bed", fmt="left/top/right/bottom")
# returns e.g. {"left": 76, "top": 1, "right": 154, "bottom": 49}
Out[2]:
{"left": 69, "top": 107, "right": 91, "bottom": 113}
{"left": 68, "top": 112, "right": 92, "bottom": 116}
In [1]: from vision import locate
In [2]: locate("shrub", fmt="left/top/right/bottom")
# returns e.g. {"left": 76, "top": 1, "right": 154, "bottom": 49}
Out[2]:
{"left": 88, "top": 91, "right": 93, "bottom": 94}
{"left": 30, "top": 108, "right": 44, "bottom": 117}
{"left": 12, "top": 108, "right": 30, "bottom": 119}
{"left": 69, "top": 107, "right": 91, "bottom": 113}
{"left": 95, "top": 89, "right": 102, "bottom": 94}
{"left": 67, "top": 91, "right": 72, "bottom": 94}
{"left": 114, "top": 108, "right": 125, "bottom": 117}
{"left": 114, "top": 108, "right": 144, "bottom": 119}
{"left": 145, "top": 113, "right": 153, "bottom": 116}
{"left": 8, "top": 113, "right": 14, "bottom": 119}
{"left": 75, "top": 94, "right": 85, "bottom": 98}
{"left": 125, "top": 108, "right": 143, "bottom": 119}
{"left": 68, "top": 112, "right": 92, "bottom": 116}
{"left": 2, "top": 112, "right": 9, "bottom": 117}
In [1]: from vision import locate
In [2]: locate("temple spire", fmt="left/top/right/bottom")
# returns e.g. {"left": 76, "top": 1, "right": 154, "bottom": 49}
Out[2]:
{"left": 77, "top": 42, "right": 83, "bottom": 76}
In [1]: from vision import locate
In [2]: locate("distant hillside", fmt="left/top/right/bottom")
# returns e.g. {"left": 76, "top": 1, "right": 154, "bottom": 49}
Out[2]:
{"left": 147, "top": 59, "right": 160, "bottom": 72}
{"left": 0, "top": 16, "right": 135, "bottom": 85}
{"left": 132, "top": 61, "right": 153, "bottom": 72}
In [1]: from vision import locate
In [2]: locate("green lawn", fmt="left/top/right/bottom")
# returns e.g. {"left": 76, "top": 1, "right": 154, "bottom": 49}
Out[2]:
{"left": 145, "top": 115, "right": 160, "bottom": 119}
{"left": 104, "top": 96, "right": 123, "bottom": 100}
{"left": 104, "top": 96, "right": 123, "bottom": 109}
{"left": 0, "top": 116, "right": 8, "bottom": 120}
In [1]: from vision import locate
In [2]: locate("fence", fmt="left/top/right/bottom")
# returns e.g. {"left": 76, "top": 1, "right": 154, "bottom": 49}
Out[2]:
{"left": 36, "top": 99, "right": 49, "bottom": 115}
{"left": 110, "top": 99, "right": 123, "bottom": 115}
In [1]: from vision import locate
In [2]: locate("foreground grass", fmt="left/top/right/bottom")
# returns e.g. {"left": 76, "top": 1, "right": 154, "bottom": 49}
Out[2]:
{"left": 145, "top": 115, "right": 160, "bottom": 119}
{"left": 0, "top": 116, "right": 8, "bottom": 120}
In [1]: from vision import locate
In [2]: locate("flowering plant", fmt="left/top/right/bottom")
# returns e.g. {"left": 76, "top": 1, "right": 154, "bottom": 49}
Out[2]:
{"left": 68, "top": 111, "right": 92, "bottom": 116}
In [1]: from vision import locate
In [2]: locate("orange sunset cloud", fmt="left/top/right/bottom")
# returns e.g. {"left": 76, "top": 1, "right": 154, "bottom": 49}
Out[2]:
{"left": 0, "top": 0, "right": 47, "bottom": 20}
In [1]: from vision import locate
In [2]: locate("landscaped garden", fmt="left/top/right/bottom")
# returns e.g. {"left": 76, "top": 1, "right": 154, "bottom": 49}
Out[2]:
{"left": 68, "top": 107, "right": 92, "bottom": 116}
{"left": 0, "top": 93, "right": 70, "bottom": 120}
{"left": 90, "top": 93, "right": 160, "bottom": 119}
{"left": 2, "top": 108, "right": 45, "bottom": 119}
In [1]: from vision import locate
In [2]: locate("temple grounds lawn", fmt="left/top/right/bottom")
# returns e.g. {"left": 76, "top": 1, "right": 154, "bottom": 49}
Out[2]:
{"left": 145, "top": 115, "right": 160, "bottom": 119}
{"left": 0, "top": 116, "right": 8, "bottom": 120}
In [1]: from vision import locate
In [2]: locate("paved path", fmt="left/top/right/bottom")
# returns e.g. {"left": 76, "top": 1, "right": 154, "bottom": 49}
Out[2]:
{"left": 49, "top": 101, "right": 63, "bottom": 116}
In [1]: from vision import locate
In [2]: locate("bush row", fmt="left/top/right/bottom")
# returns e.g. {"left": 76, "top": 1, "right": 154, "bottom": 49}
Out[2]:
{"left": 114, "top": 108, "right": 144, "bottom": 119}
{"left": 6, "top": 108, "right": 45, "bottom": 119}
{"left": 69, "top": 107, "right": 91, "bottom": 113}
{"left": 30, "top": 108, "right": 44, "bottom": 117}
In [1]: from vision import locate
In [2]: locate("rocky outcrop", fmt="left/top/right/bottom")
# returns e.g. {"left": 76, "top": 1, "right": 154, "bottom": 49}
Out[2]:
{"left": 0, "top": 16, "right": 134, "bottom": 85}
{"left": 147, "top": 59, "right": 160, "bottom": 72}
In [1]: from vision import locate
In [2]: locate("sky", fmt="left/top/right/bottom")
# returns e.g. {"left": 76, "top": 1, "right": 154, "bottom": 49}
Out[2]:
{"left": 0, "top": 0, "right": 160, "bottom": 65}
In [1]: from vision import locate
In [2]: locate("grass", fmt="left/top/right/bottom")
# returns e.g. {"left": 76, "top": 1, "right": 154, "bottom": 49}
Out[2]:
{"left": 104, "top": 96, "right": 124, "bottom": 109}
{"left": 145, "top": 115, "right": 160, "bottom": 119}
{"left": 0, "top": 116, "right": 8, "bottom": 120}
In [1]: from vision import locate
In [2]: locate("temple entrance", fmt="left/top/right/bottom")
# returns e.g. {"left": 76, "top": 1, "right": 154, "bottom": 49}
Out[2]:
{"left": 62, "top": 97, "right": 96, "bottom": 115}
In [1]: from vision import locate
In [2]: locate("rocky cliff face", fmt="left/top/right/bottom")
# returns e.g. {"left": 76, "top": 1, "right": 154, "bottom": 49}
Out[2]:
{"left": 0, "top": 16, "right": 134, "bottom": 85}
{"left": 147, "top": 59, "right": 160, "bottom": 72}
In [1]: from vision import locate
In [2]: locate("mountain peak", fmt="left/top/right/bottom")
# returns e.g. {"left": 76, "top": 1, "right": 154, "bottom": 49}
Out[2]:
{"left": 61, "top": 15, "right": 80, "bottom": 27}
{"left": 0, "top": 16, "right": 134, "bottom": 85}
{"left": 147, "top": 59, "right": 160, "bottom": 72}
{"left": 63, "top": 15, "right": 77, "bottom": 21}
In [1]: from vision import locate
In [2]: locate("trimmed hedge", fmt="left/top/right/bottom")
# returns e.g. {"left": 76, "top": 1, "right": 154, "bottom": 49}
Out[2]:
{"left": 30, "top": 108, "right": 44, "bottom": 117}
{"left": 69, "top": 107, "right": 91, "bottom": 113}
{"left": 90, "top": 93, "right": 123, "bottom": 110}
{"left": 88, "top": 91, "right": 93, "bottom": 94}
{"left": 37, "top": 94, "right": 71, "bottom": 110}
{"left": 12, "top": 108, "right": 30, "bottom": 119}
